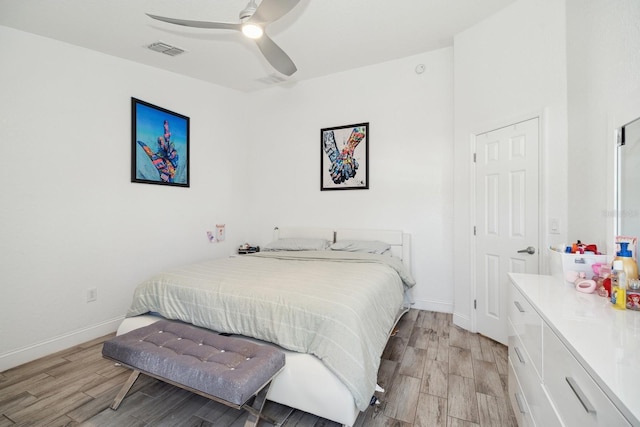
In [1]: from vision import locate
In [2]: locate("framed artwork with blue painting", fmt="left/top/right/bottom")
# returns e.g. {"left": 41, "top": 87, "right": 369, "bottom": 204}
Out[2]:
{"left": 131, "top": 98, "right": 190, "bottom": 187}
{"left": 320, "top": 122, "right": 369, "bottom": 190}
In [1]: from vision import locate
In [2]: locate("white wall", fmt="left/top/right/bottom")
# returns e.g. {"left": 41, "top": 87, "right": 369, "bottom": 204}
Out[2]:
{"left": 0, "top": 26, "right": 251, "bottom": 371}
{"left": 10, "top": 0, "right": 635, "bottom": 372}
{"left": 0, "top": 27, "right": 455, "bottom": 370}
{"left": 452, "top": 0, "right": 568, "bottom": 329}
{"left": 244, "top": 49, "right": 455, "bottom": 313}
{"left": 566, "top": 0, "right": 640, "bottom": 254}
{"left": 8, "top": 0, "right": 633, "bottom": 374}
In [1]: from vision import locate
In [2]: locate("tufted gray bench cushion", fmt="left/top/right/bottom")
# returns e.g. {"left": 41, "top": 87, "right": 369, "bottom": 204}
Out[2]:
{"left": 102, "top": 320, "right": 285, "bottom": 424}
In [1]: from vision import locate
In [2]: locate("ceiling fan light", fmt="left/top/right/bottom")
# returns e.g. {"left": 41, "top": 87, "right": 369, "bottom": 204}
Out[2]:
{"left": 242, "top": 23, "right": 263, "bottom": 39}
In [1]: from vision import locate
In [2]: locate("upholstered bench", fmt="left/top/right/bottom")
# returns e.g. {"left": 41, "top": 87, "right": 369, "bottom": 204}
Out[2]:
{"left": 102, "top": 320, "right": 285, "bottom": 427}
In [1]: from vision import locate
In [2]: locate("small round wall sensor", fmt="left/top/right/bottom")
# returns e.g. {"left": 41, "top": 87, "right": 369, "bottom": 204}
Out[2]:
{"left": 415, "top": 64, "right": 425, "bottom": 74}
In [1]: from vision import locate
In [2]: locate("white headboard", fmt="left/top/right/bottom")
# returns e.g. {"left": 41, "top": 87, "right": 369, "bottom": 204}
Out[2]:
{"left": 335, "top": 228, "right": 411, "bottom": 271}
{"left": 272, "top": 226, "right": 411, "bottom": 272}
{"left": 273, "top": 226, "right": 335, "bottom": 242}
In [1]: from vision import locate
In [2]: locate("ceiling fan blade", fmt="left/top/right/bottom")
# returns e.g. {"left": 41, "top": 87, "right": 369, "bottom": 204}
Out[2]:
{"left": 254, "top": 34, "right": 297, "bottom": 76}
{"left": 146, "top": 13, "right": 240, "bottom": 31}
{"left": 249, "top": 0, "right": 301, "bottom": 24}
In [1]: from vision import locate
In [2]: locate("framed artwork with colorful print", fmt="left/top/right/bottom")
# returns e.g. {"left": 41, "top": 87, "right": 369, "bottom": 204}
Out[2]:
{"left": 320, "top": 122, "right": 369, "bottom": 191}
{"left": 131, "top": 98, "right": 190, "bottom": 187}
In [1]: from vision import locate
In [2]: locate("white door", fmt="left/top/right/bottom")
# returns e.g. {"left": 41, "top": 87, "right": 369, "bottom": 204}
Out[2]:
{"left": 475, "top": 118, "right": 539, "bottom": 345}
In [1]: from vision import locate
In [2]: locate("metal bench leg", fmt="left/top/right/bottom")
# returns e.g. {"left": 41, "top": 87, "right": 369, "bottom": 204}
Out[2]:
{"left": 243, "top": 381, "right": 272, "bottom": 427}
{"left": 111, "top": 369, "right": 141, "bottom": 410}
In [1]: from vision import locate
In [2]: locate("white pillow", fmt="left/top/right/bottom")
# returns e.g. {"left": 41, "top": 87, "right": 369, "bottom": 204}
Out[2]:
{"left": 330, "top": 239, "right": 391, "bottom": 255}
{"left": 263, "top": 238, "right": 330, "bottom": 251}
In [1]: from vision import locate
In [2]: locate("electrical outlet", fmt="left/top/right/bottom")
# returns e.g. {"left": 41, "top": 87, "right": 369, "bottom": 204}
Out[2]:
{"left": 87, "top": 288, "right": 97, "bottom": 303}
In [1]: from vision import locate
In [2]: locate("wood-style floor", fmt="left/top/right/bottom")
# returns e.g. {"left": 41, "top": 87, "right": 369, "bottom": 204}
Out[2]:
{"left": 0, "top": 310, "right": 516, "bottom": 426}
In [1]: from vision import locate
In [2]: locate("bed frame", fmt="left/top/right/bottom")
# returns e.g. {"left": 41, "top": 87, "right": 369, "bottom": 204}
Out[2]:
{"left": 274, "top": 226, "right": 411, "bottom": 270}
{"left": 115, "top": 227, "right": 412, "bottom": 426}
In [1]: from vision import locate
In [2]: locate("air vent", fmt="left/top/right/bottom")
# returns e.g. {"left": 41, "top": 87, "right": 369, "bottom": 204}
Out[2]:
{"left": 147, "top": 42, "right": 186, "bottom": 57}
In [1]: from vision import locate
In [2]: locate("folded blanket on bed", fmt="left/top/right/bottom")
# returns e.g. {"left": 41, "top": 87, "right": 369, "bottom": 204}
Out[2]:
{"left": 126, "top": 251, "right": 414, "bottom": 411}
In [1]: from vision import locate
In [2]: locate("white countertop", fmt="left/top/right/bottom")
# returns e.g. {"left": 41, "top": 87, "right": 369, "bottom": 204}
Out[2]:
{"left": 509, "top": 273, "right": 640, "bottom": 426}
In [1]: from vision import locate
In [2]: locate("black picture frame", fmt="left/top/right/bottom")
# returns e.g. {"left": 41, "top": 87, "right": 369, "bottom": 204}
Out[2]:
{"left": 320, "top": 122, "right": 369, "bottom": 190}
{"left": 131, "top": 98, "right": 190, "bottom": 187}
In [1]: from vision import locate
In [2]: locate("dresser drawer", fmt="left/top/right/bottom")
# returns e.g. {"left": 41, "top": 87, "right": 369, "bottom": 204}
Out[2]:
{"left": 543, "top": 323, "right": 631, "bottom": 426}
{"left": 508, "top": 358, "right": 535, "bottom": 427}
{"left": 509, "top": 322, "right": 562, "bottom": 427}
{"left": 509, "top": 282, "right": 543, "bottom": 378}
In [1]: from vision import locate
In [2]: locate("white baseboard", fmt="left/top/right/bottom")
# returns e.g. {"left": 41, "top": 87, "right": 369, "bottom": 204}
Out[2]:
{"left": 0, "top": 316, "right": 124, "bottom": 372}
{"left": 411, "top": 298, "right": 454, "bottom": 314}
{"left": 452, "top": 311, "right": 473, "bottom": 332}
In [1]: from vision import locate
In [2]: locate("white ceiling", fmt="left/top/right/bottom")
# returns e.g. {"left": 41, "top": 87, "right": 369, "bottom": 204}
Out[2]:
{"left": 0, "top": 0, "right": 515, "bottom": 92}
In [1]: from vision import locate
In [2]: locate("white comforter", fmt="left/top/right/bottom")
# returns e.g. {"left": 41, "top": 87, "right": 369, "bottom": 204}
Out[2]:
{"left": 126, "top": 251, "right": 415, "bottom": 411}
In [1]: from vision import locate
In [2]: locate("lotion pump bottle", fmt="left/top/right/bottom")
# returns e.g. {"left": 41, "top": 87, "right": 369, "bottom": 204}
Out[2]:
{"left": 614, "top": 242, "right": 638, "bottom": 282}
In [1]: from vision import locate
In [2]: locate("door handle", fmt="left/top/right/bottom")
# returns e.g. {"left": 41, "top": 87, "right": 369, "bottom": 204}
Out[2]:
{"left": 517, "top": 246, "right": 536, "bottom": 255}
{"left": 514, "top": 392, "right": 527, "bottom": 414}
{"left": 514, "top": 301, "right": 525, "bottom": 313}
{"left": 566, "top": 377, "right": 597, "bottom": 414}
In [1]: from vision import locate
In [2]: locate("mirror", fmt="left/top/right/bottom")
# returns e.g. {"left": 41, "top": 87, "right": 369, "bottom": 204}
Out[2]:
{"left": 617, "top": 116, "right": 640, "bottom": 238}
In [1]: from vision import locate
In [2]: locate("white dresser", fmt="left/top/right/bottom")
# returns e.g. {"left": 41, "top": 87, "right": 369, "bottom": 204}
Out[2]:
{"left": 508, "top": 273, "right": 640, "bottom": 426}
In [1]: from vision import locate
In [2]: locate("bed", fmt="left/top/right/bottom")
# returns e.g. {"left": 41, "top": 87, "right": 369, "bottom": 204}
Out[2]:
{"left": 115, "top": 227, "right": 415, "bottom": 426}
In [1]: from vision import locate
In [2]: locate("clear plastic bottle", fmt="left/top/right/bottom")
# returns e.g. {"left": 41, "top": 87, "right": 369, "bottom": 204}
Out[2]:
{"left": 611, "top": 260, "right": 627, "bottom": 309}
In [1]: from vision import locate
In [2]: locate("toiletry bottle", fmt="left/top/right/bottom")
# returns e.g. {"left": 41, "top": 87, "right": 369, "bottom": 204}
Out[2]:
{"left": 611, "top": 266, "right": 617, "bottom": 305}
{"left": 613, "top": 242, "right": 638, "bottom": 282}
{"left": 603, "top": 276, "right": 612, "bottom": 298}
{"left": 596, "top": 265, "right": 611, "bottom": 297}
{"left": 612, "top": 260, "right": 626, "bottom": 309}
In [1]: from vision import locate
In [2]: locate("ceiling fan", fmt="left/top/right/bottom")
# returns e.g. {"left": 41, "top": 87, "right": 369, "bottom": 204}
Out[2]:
{"left": 147, "top": 0, "right": 300, "bottom": 76}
